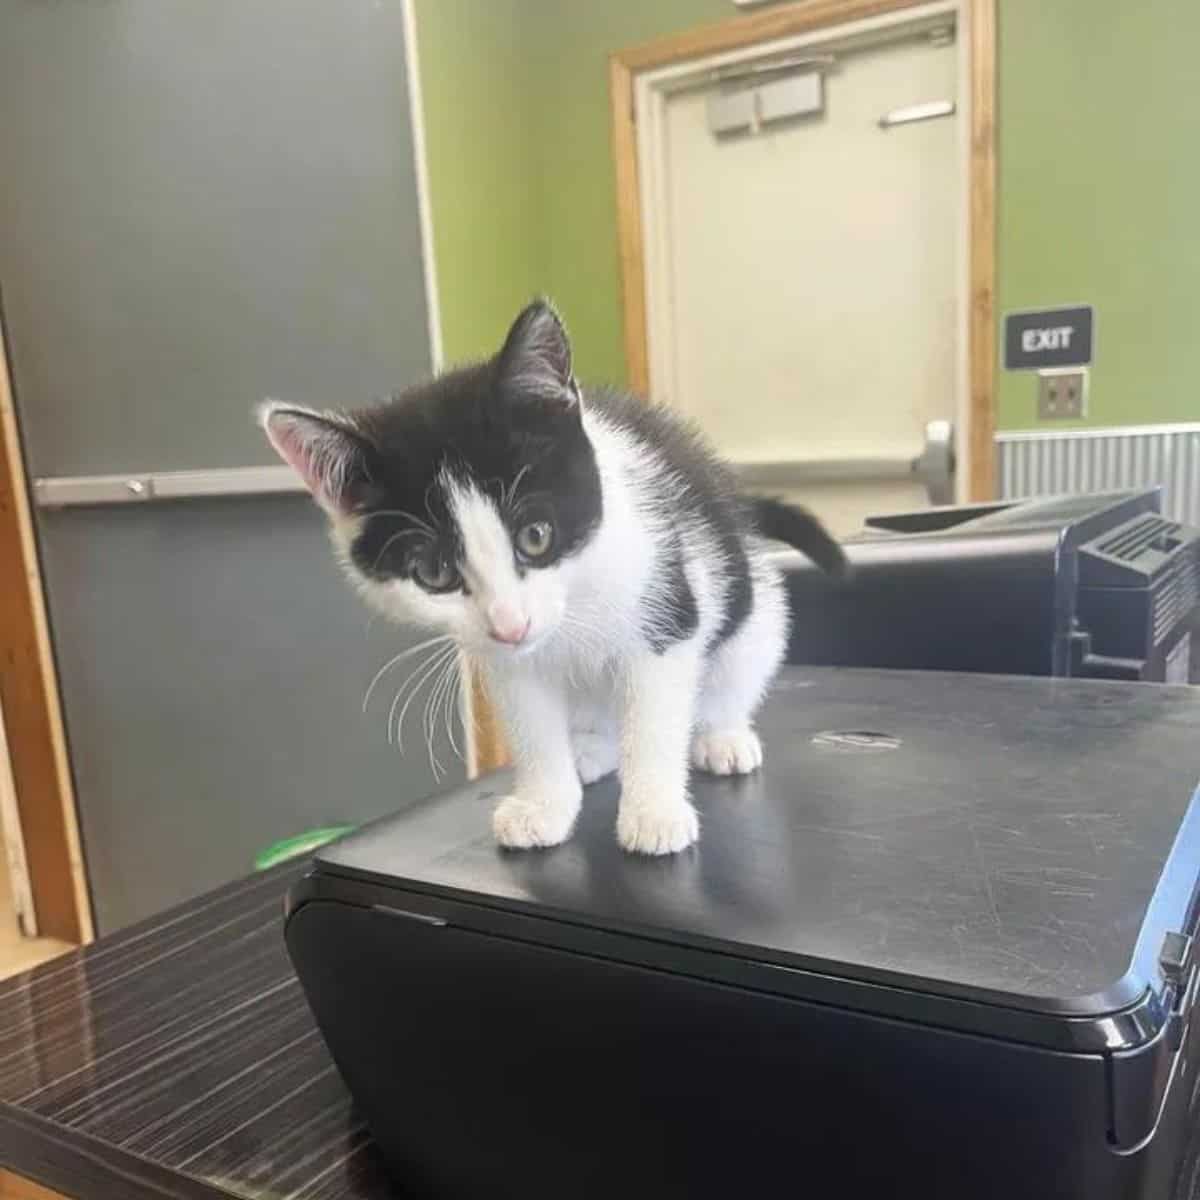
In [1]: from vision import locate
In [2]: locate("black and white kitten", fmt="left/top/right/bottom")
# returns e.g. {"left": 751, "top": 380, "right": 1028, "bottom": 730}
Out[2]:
{"left": 262, "top": 301, "right": 844, "bottom": 855}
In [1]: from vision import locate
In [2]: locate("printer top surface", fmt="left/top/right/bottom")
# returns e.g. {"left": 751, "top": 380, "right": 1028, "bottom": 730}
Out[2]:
{"left": 316, "top": 668, "right": 1200, "bottom": 1018}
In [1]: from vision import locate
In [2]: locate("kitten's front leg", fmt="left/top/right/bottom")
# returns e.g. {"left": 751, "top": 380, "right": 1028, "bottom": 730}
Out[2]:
{"left": 487, "top": 667, "right": 581, "bottom": 850}
{"left": 616, "top": 641, "right": 704, "bottom": 855}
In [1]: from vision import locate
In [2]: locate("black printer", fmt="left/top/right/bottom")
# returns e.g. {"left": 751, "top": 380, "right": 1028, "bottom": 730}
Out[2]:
{"left": 287, "top": 668, "right": 1200, "bottom": 1200}
{"left": 780, "top": 489, "right": 1199, "bottom": 681}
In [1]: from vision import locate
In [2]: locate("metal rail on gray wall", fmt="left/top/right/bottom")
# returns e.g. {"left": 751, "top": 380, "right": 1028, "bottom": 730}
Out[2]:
{"left": 33, "top": 466, "right": 305, "bottom": 509}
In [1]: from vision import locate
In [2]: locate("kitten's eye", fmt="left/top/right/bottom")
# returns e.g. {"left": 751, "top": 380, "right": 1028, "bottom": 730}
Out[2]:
{"left": 515, "top": 520, "right": 554, "bottom": 561}
{"left": 413, "top": 552, "right": 460, "bottom": 593}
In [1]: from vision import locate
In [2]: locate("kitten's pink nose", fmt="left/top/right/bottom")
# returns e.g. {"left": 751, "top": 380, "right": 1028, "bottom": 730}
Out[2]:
{"left": 487, "top": 607, "right": 530, "bottom": 645}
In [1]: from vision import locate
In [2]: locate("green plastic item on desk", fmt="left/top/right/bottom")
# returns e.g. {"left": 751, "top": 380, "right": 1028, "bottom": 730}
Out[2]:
{"left": 254, "top": 825, "right": 356, "bottom": 871}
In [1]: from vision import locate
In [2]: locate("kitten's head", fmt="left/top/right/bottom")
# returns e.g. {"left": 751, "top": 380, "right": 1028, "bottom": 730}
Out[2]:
{"left": 261, "top": 302, "right": 601, "bottom": 656}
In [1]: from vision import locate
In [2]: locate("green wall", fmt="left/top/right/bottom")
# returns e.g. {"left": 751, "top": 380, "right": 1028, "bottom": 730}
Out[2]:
{"left": 416, "top": 1, "right": 1200, "bottom": 428}
{"left": 413, "top": 0, "right": 545, "bottom": 364}
{"left": 997, "top": 0, "right": 1200, "bottom": 429}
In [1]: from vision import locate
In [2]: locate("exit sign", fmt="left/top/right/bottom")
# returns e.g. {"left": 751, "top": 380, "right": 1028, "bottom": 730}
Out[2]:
{"left": 1004, "top": 305, "right": 1094, "bottom": 370}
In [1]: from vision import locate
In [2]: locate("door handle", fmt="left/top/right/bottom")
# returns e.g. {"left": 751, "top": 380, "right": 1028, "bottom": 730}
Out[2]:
{"left": 735, "top": 420, "right": 955, "bottom": 506}
{"left": 878, "top": 100, "right": 956, "bottom": 129}
{"left": 913, "top": 419, "right": 955, "bottom": 505}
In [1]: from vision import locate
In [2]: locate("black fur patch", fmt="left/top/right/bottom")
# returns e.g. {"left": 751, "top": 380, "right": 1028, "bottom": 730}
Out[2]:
{"left": 584, "top": 388, "right": 756, "bottom": 652}
{"left": 343, "top": 313, "right": 603, "bottom": 586}
{"left": 713, "top": 530, "right": 753, "bottom": 645}
{"left": 752, "top": 497, "right": 847, "bottom": 577}
{"left": 643, "top": 541, "right": 699, "bottom": 652}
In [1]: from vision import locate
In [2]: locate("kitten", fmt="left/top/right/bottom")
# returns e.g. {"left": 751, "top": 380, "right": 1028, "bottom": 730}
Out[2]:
{"left": 261, "top": 301, "right": 844, "bottom": 855}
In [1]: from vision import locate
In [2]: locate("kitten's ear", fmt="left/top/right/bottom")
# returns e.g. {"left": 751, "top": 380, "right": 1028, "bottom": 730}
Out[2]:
{"left": 259, "top": 401, "right": 373, "bottom": 516}
{"left": 496, "top": 300, "right": 578, "bottom": 406}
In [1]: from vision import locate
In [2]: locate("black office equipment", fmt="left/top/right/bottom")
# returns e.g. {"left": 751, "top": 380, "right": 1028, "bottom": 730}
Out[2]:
{"left": 780, "top": 489, "right": 1199, "bottom": 681}
{"left": 287, "top": 668, "right": 1200, "bottom": 1200}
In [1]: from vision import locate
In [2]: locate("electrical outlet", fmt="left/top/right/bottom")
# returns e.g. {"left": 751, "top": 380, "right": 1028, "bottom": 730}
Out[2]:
{"left": 1038, "top": 368, "right": 1088, "bottom": 420}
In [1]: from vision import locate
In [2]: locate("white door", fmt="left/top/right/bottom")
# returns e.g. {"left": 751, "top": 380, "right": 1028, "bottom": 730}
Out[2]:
{"left": 641, "top": 17, "right": 962, "bottom": 535}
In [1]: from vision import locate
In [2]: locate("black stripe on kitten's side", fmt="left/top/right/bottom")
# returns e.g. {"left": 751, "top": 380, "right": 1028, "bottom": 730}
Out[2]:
{"left": 579, "top": 386, "right": 844, "bottom": 650}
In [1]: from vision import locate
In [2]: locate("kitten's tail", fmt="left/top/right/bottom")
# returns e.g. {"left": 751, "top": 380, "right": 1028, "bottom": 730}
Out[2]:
{"left": 750, "top": 497, "right": 849, "bottom": 577}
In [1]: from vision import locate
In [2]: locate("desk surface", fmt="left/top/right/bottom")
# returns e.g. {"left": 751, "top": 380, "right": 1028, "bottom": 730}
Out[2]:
{"left": 0, "top": 866, "right": 398, "bottom": 1199}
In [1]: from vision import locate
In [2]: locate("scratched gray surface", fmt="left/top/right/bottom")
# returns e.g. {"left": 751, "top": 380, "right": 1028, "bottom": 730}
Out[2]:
{"left": 323, "top": 667, "right": 1200, "bottom": 1010}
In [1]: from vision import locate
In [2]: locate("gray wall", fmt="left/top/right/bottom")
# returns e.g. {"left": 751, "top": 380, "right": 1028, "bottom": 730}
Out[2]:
{"left": 38, "top": 497, "right": 466, "bottom": 931}
{"left": 0, "top": 0, "right": 462, "bottom": 931}
{"left": 1, "top": 0, "right": 431, "bottom": 476}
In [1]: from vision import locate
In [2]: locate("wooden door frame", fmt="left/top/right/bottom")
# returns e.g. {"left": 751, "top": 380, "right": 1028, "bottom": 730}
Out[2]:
{"left": 609, "top": 0, "right": 997, "bottom": 502}
{"left": 0, "top": 318, "right": 93, "bottom": 944}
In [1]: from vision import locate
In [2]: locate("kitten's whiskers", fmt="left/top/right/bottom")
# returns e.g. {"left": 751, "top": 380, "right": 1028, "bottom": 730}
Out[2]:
{"left": 391, "top": 643, "right": 459, "bottom": 754}
{"left": 423, "top": 651, "right": 460, "bottom": 779}
{"left": 362, "top": 634, "right": 453, "bottom": 713}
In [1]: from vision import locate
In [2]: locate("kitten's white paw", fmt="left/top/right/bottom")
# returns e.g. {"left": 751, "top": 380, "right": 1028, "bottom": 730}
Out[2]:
{"left": 616, "top": 802, "right": 700, "bottom": 856}
{"left": 691, "top": 728, "right": 763, "bottom": 776}
{"left": 492, "top": 795, "right": 577, "bottom": 850}
{"left": 572, "top": 731, "right": 619, "bottom": 785}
